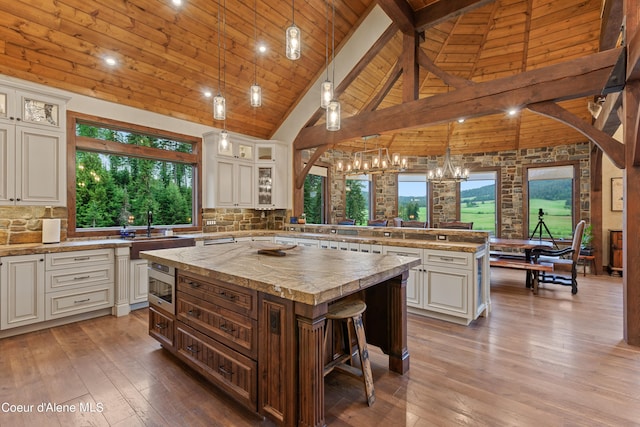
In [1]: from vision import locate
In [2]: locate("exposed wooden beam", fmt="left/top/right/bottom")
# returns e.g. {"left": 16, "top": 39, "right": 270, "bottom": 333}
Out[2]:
{"left": 527, "top": 101, "right": 625, "bottom": 168}
{"left": 594, "top": 91, "right": 623, "bottom": 134}
{"left": 376, "top": 0, "right": 415, "bottom": 35}
{"left": 362, "top": 61, "right": 402, "bottom": 112}
{"left": 600, "top": 0, "right": 624, "bottom": 50}
{"left": 627, "top": 21, "right": 640, "bottom": 82}
{"left": 402, "top": 33, "right": 419, "bottom": 102}
{"left": 414, "top": 0, "right": 496, "bottom": 31}
{"left": 294, "top": 48, "right": 624, "bottom": 151}
{"left": 417, "top": 49, "right": 474, "bottom": 88}
{"left": 294, "top": 146, "right": 330, "bottom": 190}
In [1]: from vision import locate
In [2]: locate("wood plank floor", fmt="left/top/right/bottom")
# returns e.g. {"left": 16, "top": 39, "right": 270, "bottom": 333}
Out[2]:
{"left": 1, "top": 269, "right": 640, "bottom": 426}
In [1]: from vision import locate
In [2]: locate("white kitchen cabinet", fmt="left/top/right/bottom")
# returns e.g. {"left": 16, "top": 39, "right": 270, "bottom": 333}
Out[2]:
{"left": 45, "top": 249, "right": 114, "bottom": 320}
{"left": 255, "top": 142, "right": 288, "bottom": 210}
{"left": 0, "top": 84, "right": 67, "bottom": 206}
{"left": 130, "top": 259, "right": 149, "bottom": 307}
{"left": 0, "top": 254, "right": 45, "bottom": 330}
{"left": 383, "top": 246, "right": 423, "bottom": 308}
{"left": 214, "top": 158, "right": 254, "bottom": 208}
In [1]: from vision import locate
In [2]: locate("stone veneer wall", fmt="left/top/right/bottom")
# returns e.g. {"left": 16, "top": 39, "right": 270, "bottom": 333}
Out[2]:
{"left": 0, "top": 206, "right": 68, "bottom": 245}
{"left": 305, "top": 142, "right": 590, "bottom": 238}
{"left": 201, "top": 208, "right": 289, "bottom": 233}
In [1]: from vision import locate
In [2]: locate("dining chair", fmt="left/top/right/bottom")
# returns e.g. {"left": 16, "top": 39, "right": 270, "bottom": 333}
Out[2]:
{"left": 337, "top": 219, "right": 356, "bottom": 225}
{"left": 367, "top": 219, "right": 388, "bottom": 227}
{"left": 392, "top": 217, "right": 403, "bottom": 227}
{"left": 401, "top": 220, "right": 428, "bottom": 228}
{"left": 438, "top": 221, "right": 473, "bottom": 230}
{"left": 531, "top": 220, "right": 586, "bottom": 295}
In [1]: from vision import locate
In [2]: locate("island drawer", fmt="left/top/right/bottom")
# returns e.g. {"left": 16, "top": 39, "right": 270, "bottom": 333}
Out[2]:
{"left": 45, "top": 284, "right": 113, "bottom": 320}
{"left": 149, "top": 306, "right": 174, "bottom": 349}
{"left": 423, "top": 249, "right": 472, "bottom": 270}
{"left": 45, "top": 249, "right": 114, "bottom": 270}
{"left": 177, "top": 292, "right": 257, "bottom": 358}
{"left": 177, "top": 272, "right": 257, "bottom": 319}
{"left": 176, "top": 323, "right": 257, "bottom": 411}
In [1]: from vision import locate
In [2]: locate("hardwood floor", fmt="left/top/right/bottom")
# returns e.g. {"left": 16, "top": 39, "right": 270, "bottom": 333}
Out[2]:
{"left": 1, "top": 269, "right": 639, "bottom": 426}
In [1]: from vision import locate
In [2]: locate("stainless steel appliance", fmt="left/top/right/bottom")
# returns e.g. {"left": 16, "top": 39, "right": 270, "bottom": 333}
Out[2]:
{"left": 148, "top": 262, "right": 176, "bottom": 314}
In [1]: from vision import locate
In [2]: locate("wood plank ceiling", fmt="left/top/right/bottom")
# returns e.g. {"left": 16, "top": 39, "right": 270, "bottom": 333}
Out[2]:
{"left": 0, "top": 0, "right": 603, "bottom": 157}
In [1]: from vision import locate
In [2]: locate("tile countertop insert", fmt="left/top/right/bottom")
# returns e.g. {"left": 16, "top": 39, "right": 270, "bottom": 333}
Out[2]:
{"left": 140, "top": 243, "right": 422, "bottom": 306}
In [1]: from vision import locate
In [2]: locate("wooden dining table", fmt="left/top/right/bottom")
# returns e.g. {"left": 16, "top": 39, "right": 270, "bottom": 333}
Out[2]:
{"left": 490, "top": 237, "right": 554, "bottom": 288}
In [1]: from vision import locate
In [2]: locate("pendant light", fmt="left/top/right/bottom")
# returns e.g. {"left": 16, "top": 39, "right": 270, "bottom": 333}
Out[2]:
{"left": 213, "top": 0, "right": 226, "bottom": 120}
{"left": 426, "top": 122, "right": 470, "bottom": 183}
{"left": 250, "top": 0, "right": 262, "bottom": 107}
{"left": 285, "top": 0, "right": 300, "bottom": 60}
{"left": 320, "top": 0, "right": 332, "bottom": 109}
{"left": 326, "top": 0, "right": 340, "bottom": 131}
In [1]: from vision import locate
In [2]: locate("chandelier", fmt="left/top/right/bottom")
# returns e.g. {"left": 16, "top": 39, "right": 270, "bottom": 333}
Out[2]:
{"left": 426, "top": 124, "right": 469, "bottom": 183}
{"left": 336, "top": 135, "right": 408, "bottom": 175}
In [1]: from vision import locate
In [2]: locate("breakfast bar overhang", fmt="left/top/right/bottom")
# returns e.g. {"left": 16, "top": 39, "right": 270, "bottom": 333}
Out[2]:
{"left": 141, "top": 243, "right": 421, "bottom": 427}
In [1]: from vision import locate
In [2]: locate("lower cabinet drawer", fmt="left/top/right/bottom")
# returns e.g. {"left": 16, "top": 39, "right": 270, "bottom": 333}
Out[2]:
{"left": 177, "top": 292, "right": 257, "bottom": 358}
{"left": 176, "top": 323, "right": 257, "bottom": 410}
{"left": 45, "top": 285, "right": 114, "bottom": 320}
{"left": 149, "top": 306, "right": 174, "bottom": 349}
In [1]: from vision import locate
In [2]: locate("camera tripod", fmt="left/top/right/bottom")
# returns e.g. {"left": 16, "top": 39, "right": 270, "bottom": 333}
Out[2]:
{"left": 530, "top": 210, "right": 558, "bottom": 248}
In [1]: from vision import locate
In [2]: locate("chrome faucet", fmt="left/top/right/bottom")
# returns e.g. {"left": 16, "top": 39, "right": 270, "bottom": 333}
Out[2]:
{"left": 147, "top": 210, "right": 153, "bottom": 237}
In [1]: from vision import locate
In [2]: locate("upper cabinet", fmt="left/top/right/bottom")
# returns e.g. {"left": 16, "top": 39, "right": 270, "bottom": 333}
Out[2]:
{"left": 204, "top": 133, "right": 289, "bottom": 210}
{"left": 0, "top": 83, "right": 67, "bottom": 206}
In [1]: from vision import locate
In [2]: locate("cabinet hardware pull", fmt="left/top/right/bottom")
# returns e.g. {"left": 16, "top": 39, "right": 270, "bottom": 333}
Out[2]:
{"left": 73, "top": 275, "right": 91, "bottom": 281}
{"left": 187, "top": 309, "right": 200, "bottom": 317}
{"left": 220, "top": 323, "right": 236, "bottom": 333}
{"left": 187, "top": 281, "right": 200, "bottom": 288}
{"left": 186, "top": 345, "right": 199, "bottom": 354}
{"left": 74, "top": 298, "right": 91, "bottom": 304}
{"left": 155, "top": 322, "right": 167, "bottom": 329}
{"left": 439, "top": 257, "right": 455, "bottom": 262}
{"left": 74, "top": 256, "right": 90, "bottom": 261}
{"left": 218, "top": 366, "right": 233, "bottom": 376}
{"left": 219, "top": 291, "right": 237, "bottom": 301}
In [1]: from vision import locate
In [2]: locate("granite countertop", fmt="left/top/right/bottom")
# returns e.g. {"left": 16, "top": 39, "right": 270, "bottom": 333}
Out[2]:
{"left": 0, "top": 239, "right": 133, "bottom": 257}
{"left": 140, "top": 242, "right": 422, "bottom": 306}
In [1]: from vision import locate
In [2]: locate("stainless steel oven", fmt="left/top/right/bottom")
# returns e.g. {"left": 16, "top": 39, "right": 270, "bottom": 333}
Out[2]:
{"left": 148, "top": 262, "right": 176, "bottom": 314}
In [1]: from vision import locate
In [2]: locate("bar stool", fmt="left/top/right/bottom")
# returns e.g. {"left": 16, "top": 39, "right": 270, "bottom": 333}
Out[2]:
{"left": 323, "top": 299, "right": 375, "bottom": 406}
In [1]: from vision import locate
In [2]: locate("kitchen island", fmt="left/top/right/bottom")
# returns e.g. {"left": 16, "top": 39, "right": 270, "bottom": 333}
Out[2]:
{"left": 141, "top": 242, "right": 421, "bottom": 427}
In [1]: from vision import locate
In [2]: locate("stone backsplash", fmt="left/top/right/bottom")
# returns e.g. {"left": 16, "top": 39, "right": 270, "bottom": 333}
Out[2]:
{"left": 0, "top": 206, "right": 68, "bottom": 245}
{"left": 202, "top": 208, "right": 289, "bottom": 233}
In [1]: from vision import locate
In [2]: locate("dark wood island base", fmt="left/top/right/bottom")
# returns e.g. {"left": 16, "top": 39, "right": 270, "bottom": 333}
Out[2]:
{"left": 142, "top": 244, "right": 417, "bottom": 427}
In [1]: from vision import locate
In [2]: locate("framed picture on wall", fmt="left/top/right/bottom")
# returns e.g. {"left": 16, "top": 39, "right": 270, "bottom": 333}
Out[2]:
{"left": 611, "top": 177, "right": 623, "bottom": 211}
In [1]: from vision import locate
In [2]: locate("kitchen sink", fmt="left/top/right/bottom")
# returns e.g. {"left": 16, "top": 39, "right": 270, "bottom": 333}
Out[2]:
{"left": 129, "top": 235, "right": 196, "bottom": 259}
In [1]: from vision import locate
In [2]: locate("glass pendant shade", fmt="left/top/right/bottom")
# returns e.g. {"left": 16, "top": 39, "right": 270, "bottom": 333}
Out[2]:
{"left": 286, "top": 24, "right": 301, "bottom": 60}
{"left": 326, "top": 99, "right": 340, "bottom": 131}
{"left": 250, "top": 84, "right": 262, "bottom": 107}
{"left": 219, "top": 129, "right": 229, "bottom": 149}
{"left": 213, "top": 95, "right": 225, "bottom": 120}
{"left": 321, "top": 80, "right": 333, "bottom": 109}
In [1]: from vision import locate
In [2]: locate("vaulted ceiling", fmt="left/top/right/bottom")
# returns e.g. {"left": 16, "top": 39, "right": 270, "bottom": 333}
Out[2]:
{"left": 0, "top": 0, "right": 610, "bottom": 157}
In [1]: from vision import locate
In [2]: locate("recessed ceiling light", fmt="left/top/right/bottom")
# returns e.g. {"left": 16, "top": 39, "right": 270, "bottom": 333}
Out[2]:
{"left": 104, "top": 57, "right": 117, "bottom": 66}
{"left": 258, "top": 44, "right": 267, "bottom": 53}
{"left": 172, "top": 0, "right": 183, "bottom": 6}
{"left": 458, "top": 118, "right": 465, "bottom": 123}
{"left": 508, "top": 108, "right": 518, "bottom": 116}
{"left": 203, "top": 90, "right": 212, "bottom": 98}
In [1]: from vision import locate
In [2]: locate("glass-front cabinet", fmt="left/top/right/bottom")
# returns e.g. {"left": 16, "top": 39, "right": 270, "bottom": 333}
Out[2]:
{"left": 217, "top": 138, "right": 253, "bottom": 162}
{"left": 0, "top": 84, "right": 66, "bottom": 131}
{"left": 256, "top": 144, "right": 275, "bottom": 162}
{"left": 256, "top": 166, "right": 274, "bottom": 208}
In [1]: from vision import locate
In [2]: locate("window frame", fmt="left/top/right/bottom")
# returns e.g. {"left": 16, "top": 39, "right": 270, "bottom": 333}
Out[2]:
{"left": 67, "top": 111, "right": 202, "bottom": 238}
{"left": 523, "top": 161, "right": 579, "bottom": 240}
{"left": 345, "top": 174, "right": 373, "bottom": 225}
{"left": 303, "top": 162, "right": 331, "bottom": 224}
{"left": 397, "top": 172, "right": 430, "bottom": 225}
{"left": 459, "top": 167, "right": 501, "bottom": 236}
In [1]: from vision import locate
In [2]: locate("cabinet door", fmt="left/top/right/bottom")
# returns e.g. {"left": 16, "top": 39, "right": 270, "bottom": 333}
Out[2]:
{"left": 16, "top": 126, "right": 65, "bottom": 205}
{"left": 236, "top": 162, "right": 254, "bottom": 207}
{"left": 256, "top": 166, "right": 274, "bottom": 208}
{"left": 1, "top": 254, "right": 45, "bottom": 330}
{"left": 215, "top": 159, "right": 235, "bottom": 207}
{"left": 383, "top": 247, "right": 423, "bottom": 308}
{"left": 0, "top": 123, "right": 16, "bottom": 204}
{"left": 423, "top": 264, "right": 470, "bottom": 318}
{"left": 130, "top": 259, "right": 149, "bottom": 305}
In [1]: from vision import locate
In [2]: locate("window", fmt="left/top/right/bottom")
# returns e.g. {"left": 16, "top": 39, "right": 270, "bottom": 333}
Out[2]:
{"left": 68, "top": 112, "right": 201, "bottom": 236}
{"left": 526, "top": 164, "right": 576, "bottom": 240}
{"left": 345, "top": 175, "right": 372, "bottom": 225}
{"left": 398, "top": 174, "right": 428, "bottom": 223}
{"left": 304, "top": 165, "right": 328, "bottom": 224}
{"left": 460, "top": 171, "right": 498, "bottom": 234}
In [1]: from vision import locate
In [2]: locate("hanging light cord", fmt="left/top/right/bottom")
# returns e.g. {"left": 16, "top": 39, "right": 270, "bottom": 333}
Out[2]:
{"left": 223, "top": 0, "right": 227, "bottom": 98}
{"left": 292, "top": 0, "right": 295, "bottom": 25}
{"left": 254, "top": 0, "right": 258, "bottom": 84}
{"left": 216, "top": 0, "right": 221, "bottom": 94}
{"left": 331, "top": 0, "right": 335, "bottom": 87}
{"left": 325, "top": 0, "right": 329, "bottom": 80}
